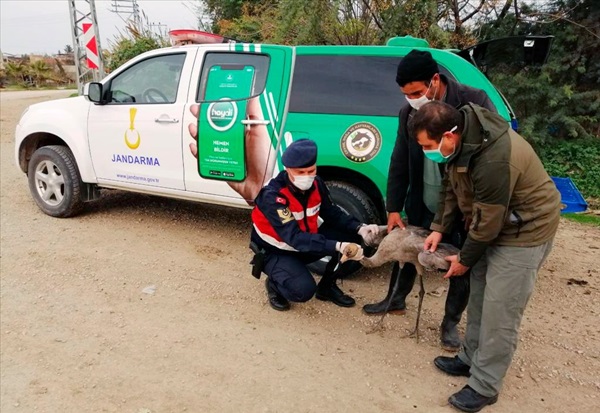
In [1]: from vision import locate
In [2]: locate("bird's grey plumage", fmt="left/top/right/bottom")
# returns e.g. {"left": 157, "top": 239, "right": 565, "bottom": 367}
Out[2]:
{"left": 360, "top": 225, "right": 459, "bottom": 270}
{"left": 352, "top": 225, "right": 459, "bottom": 339}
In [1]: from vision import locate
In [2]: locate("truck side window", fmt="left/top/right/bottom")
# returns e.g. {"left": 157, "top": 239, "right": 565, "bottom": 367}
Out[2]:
{"left": 289, "top": 55, "right": 455, "bottom": 117}
{"left": 196, "top": 52, "right": 270, "bottom": 102}
{"left": 108, "top": 53, "right": 186, "bottom": 104}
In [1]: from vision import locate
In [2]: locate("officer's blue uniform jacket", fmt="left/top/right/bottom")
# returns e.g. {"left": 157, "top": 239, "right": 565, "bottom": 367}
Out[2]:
{"left": 251, "top": 171, "right": 362, "bottom": 255}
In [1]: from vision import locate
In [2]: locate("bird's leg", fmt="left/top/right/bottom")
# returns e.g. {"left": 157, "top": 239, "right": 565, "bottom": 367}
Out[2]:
{"left": 367, "top": 262, "right": 403, "bottom": 334}
{"left": 409, "top": 265, "right": 426, "bottom": 342}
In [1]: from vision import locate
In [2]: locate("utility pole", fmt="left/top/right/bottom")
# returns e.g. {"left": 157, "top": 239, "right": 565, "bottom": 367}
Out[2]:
{"left": 68, "top": 0, "right": 104, "bottom": 94}
{"left": 110, "top": 0, "right": 142, "bottom": 30}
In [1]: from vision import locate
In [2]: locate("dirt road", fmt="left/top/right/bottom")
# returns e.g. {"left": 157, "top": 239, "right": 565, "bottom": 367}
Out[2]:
{"left": 1, "top": 90, "right": 598, "bottom": 413}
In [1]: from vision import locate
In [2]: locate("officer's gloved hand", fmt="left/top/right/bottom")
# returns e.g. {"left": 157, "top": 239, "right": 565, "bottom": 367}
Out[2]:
{"left": 357, "top": 224, "right": 380, "bottom": 246}
{"left": 337, "top": 242, "right": 364, "bottom": 263}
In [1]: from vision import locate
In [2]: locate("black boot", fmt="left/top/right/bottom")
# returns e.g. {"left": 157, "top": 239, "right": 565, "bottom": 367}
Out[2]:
{"left": 441, "top": 273, "right": 470, "bottom": 351}
{"left": 315, "top": 273, "right": 355, "bottom": 307}
{"left": 265, "top": 278, "right": 290, "bottom": 311}
{"left": 363, "top": 262, "right": 416, "bottom": 315}
{"left": 449, "top": 385, "right": 498, "bottom": 412}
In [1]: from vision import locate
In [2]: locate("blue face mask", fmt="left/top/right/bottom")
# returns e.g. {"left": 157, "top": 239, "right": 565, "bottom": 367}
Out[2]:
{"left": 423, "top": 126, "right": 457, "bottom": 163}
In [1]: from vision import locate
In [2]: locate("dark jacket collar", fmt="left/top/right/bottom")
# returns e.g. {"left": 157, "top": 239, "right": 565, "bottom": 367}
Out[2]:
{"left": 441, "top": 75, "right": 465, "bottom": 109}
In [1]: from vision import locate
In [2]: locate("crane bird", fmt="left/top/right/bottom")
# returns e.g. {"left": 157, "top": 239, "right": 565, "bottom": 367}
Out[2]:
{"left": 341, "top": 225, "right": 459, "bottom": 340}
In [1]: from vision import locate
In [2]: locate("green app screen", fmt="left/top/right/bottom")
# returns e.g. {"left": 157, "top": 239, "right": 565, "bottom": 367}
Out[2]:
{"left": 198, "top": 65, "right": 255, "bottom": 182}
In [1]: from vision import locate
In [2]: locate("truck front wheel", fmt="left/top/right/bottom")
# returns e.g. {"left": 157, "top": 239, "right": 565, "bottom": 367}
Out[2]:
{"left": 27, "top": 145, "right": 84, "bottom": 218}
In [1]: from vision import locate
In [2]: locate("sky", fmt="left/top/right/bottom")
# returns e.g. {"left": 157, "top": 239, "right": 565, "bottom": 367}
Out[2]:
{"left": 0, "top": 0, "right": 204, "bottom": 56}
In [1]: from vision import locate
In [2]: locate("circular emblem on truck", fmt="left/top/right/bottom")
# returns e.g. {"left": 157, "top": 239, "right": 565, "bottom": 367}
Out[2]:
{"left": 207, "top": 100, "right": 238, "bottom": 132}
{"left": 340, "top": 122, "right": 382, "bottom": 163}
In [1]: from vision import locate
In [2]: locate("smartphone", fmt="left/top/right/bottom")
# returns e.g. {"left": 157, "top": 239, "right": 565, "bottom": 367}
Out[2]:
{"left": 198, "top": 64, "right": 255, "bottom": 182}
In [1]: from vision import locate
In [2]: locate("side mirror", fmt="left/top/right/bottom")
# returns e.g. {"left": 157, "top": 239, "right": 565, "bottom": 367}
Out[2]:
{"left": 84, "top": 82, "right": 103, "bottom": 103}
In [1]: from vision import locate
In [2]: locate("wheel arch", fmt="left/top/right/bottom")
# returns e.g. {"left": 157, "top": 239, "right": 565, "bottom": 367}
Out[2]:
{"left": 18, "top": 132, "right": 68, "bottom": 174}
{"left": 17, "top": 129, "right": 96, "bottom": 183}
{"left": 318, "top": 166, "right": 386, "bottom": 224}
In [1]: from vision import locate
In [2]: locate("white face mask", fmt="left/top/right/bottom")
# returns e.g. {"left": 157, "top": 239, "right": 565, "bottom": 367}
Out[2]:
{"left": 406, "top": 81, "right": 436, "bottom": 110}
{"left": 290, "top": 174, "right": 316, "bottom": 191}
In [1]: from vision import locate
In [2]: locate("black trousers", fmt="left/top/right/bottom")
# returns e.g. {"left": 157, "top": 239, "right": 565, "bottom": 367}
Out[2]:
{"left": 263, "top": 223, "right": 361, "bottom": 302}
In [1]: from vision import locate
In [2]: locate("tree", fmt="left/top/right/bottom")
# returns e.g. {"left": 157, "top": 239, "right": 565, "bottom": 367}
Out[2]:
{"left": 28, "top": 60, "right": 52, "bottom": 87}
{"left": 5, "top": 61, "right": 28, "bottom": 84}
{"left": 105, "top": 23, "right": 170, "bottom": 72}
{"left": 0, "top": 67, "right": 6, "bottom": 88}
{"left": 480, "top": 0, "right": 599, "bottom": 142}
{"left": 64, "top": 44, "right": 74, "bottom": 54}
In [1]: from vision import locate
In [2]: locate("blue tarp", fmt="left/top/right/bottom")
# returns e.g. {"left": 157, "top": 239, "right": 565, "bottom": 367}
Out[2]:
{"left": 551, "top": 176, "right": 588, "bottom": 214}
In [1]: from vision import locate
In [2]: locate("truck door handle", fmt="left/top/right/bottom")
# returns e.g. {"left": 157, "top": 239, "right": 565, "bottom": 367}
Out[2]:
{"left": 241, "top": 119, "right": 270, "bottom": 126}
{"left": 155, "top": 117, "right": 179, "bottom": 123}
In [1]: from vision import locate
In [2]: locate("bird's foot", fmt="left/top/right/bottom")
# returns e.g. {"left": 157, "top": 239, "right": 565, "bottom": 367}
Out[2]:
{"left": 366, "top": 316, "right": 388, "bottom": 334}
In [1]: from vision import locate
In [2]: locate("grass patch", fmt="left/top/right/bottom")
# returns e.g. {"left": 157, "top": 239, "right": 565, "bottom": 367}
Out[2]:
{"left": 563, "top": 213, "right": 600, "bottom": 227}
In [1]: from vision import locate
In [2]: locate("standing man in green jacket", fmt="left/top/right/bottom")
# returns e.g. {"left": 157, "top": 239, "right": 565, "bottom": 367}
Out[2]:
{"left": 410, "top": 101, "right": 560, "bottom": 412}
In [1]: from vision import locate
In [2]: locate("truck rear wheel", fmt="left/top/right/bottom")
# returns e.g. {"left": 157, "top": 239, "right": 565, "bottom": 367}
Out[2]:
{"left": 28, "top": 145, "right": 84, "bottom": 218}
{"left": 308, "top": 181, "right": 381, "bottom": 277}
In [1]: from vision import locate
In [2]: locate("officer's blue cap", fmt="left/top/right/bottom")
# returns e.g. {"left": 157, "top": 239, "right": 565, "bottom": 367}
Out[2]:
{"left": 282, "top": 139, "right": 317, "bottom": 168}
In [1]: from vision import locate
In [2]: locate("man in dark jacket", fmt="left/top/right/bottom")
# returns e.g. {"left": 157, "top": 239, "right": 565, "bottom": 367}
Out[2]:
{"left": 411, "top": 101, "right": 559, "bottom": 412}
{"left": 362, "top": 50, "right": 497, "bottom": 351}
{"left": 251, "top": 139, "right": 380, "bottom": 311}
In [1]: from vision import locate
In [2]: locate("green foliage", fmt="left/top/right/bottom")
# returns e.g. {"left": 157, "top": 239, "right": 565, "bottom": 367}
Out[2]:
{"left": 28, "top": 60, "right": 52, "bottom": 87}
{"left": 376, "top": 0, "right": 449, "bottom": 47}
{"left": 106, "top": 25, "right": 170, "bottom": 72}
{"left": 204, "top": 0, "right": 269, "bottom": 34}
{"left": 538, "top": 139, "right": 600, "bottom": 200}
{"left": 5, "top": 61, "right": 28, "bottom": 84}
{"left": 270, "top": 0, "right": 338, "bottom": 45}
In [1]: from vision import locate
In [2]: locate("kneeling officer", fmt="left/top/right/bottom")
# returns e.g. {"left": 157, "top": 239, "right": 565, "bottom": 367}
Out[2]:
{"left": 250, "top": 139, "right": 378, "bottom": 311}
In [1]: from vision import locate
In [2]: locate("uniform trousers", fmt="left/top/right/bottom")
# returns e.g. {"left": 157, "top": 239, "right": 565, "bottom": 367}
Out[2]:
{"left": 263, "top": 223, "right": 361, "bottom": 302}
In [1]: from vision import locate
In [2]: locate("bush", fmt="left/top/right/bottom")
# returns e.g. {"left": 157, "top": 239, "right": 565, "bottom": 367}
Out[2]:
{"left": 105, "top": 25, "right": 170, "bottom": 72}
{"left": 538, "top": 139, "right": 600, "bottom": 201}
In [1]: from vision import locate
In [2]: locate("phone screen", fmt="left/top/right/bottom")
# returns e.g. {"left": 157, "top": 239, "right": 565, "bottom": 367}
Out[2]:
{"left": 198, "top": 65, "right": 255, "bottom": 182}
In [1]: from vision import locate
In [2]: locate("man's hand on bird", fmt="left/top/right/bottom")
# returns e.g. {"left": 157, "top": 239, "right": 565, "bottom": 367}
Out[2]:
{"left": 423, "top": 231, "right": 443, "bottom": 252}
{"left": 443, "top": 255, "right": 469, "bottom": 279}
{"left": 337, "top": 242, "right": 364, "bottom": 263}
{"left": 386, "top": 212, "right": 406, "bottom": 233}
{"left": 357, "top": 224, "right": 380, "bottom": 246}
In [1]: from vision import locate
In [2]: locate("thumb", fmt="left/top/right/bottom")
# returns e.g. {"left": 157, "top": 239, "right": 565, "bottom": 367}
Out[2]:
{"left": 443, "top": 270, "right": 452, "bottom": 279}
{"left": 444, "top": 256, "right": 452, "bottom": 262}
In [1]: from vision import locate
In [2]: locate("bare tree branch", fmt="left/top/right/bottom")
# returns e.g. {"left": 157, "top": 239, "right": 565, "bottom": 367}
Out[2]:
{"left": 462, "top": 0, "right": 486, "bottom": 23}
{"left": 360, "top": 0, "right": 384, "bottom": 31}
{"left": 522, "top": 12, "right": 600, "bottom": 40}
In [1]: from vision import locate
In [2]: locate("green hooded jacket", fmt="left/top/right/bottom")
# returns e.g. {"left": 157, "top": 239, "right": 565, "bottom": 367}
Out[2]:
{"left": 430, "top": 104, "right": 561, "bottom": 267}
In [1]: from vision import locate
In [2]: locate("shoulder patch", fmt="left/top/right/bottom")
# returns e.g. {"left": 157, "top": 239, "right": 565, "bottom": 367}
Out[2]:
{"left": 275, "top": 196, "right": 287, "bottom": 205}
{"left": 277, "top": 208, "right": 294, "bottom": 224}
